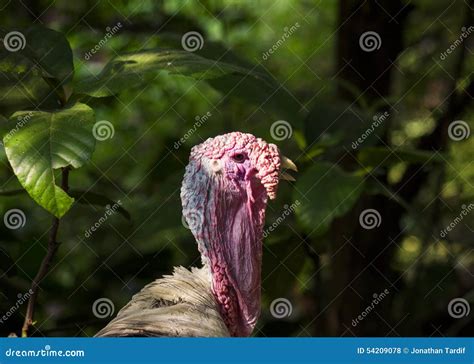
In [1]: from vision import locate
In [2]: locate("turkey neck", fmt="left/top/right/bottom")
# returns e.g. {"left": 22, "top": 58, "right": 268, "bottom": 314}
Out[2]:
{"left": 196, "top": 174, "right": 268, "bottom": 337}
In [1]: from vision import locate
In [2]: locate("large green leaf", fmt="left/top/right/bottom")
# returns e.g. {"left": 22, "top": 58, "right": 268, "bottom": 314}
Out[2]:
{"left": 0, "top": 26, "right": 74, "bottom": 111}
{"left": 3, "top": 103, "right": 96, "bottom": 217}
{"left": 74, "top": 47, "right": 301, "bottom": 123}
{"left": 294, "top": 162, "right": 365, "bottom": 236}
{"left": 21, "top": 26, "right": 74, "bottom": 86}
{"left": 0, "top": 50, "right": 57, "bottom": 112}
{"left": 154, "top": 35, "right": 302, "bottom": 123}
{"left": 75, "top": 48, "right": 273, "bottom": 97}
{"left": 155, "top": 33, "right": 261, "bottom": 70}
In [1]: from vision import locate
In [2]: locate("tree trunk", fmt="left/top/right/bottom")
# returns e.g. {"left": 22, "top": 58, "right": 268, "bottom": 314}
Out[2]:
{"left": 326, "top": 0, "right": 412, "bottom": 336}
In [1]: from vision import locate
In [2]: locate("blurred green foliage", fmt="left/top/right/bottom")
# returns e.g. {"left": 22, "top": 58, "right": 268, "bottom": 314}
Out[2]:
{"left": 0, "top": 0, "right": 472, "bottom": 337}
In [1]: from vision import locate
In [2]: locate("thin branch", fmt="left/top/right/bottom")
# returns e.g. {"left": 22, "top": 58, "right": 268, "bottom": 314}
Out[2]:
{"left": 21, "top": 166, "right": 70, "bottom": 337}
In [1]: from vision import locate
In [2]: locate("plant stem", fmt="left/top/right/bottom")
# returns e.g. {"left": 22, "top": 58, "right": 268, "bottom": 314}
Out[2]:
{"left": 21, "top": 167, "right": 70, "bottom": 337}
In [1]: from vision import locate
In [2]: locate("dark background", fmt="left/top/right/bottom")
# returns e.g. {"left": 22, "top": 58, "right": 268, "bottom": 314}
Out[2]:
{"left": 0, "top": 0, "right": 472, "bottom": 337}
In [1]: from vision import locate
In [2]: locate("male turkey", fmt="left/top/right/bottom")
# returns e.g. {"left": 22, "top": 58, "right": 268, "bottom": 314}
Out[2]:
{"left": 96, "top": 132, "right": 297, "bottom": 337}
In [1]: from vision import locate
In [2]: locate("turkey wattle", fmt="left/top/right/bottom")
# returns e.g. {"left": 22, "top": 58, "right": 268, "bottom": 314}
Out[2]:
{"left": 96, "top": 132, "right": 297, "bottom": 337}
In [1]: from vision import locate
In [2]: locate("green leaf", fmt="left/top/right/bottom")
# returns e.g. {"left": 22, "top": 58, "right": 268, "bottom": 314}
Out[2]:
{"left": 0, "top": 27, "right": 74, "bottom": 109}
{"left": 21, "top": 26, "right": 74, "bottom": 86}
{"left": 153, "top": 35, "right": 302, "bottom": 123}
{"left": 0, "top": 50, "right": 58, "bottom": 112}
{"left": 74, "top": 47, "right": 300, "bottom": 123}
{"left": 357, "top": 147, "right": 445, "bottom": 168}
{"left": 294, "top": 162, "right": 365, "bottom": 236}
{"left": 3, "top": 103, "right": 96, "bottom": 218}
{"left": 69, "top": 190, "right": 131, "bottom": 221}
{"left": 155, "top": 33, "right": 260, "bottom": 70}
{"left": 75, "top": 48, "right": 273, "bottom": 97}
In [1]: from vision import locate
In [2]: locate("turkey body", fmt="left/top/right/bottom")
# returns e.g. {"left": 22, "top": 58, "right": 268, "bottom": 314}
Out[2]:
{"left": 95, "top": 266, "right": 229, "bottom": 337}
{"left": 95, "top": 132, "right": 296, "bottom": 337}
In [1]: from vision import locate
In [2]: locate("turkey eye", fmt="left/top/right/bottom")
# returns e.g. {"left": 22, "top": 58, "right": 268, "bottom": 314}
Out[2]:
{"left": 232, "top": 153, "right": 245, "bottom": 163}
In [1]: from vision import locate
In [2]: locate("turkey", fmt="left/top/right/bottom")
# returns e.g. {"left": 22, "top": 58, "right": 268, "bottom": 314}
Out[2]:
{"left": 95, "top": 132, "right": 297, "bottom": 337}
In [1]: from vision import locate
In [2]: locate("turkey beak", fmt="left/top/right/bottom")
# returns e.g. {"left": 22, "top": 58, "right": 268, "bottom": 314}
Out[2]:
{"left": 280, "top": 155, "right": 297, "bottom": 181}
